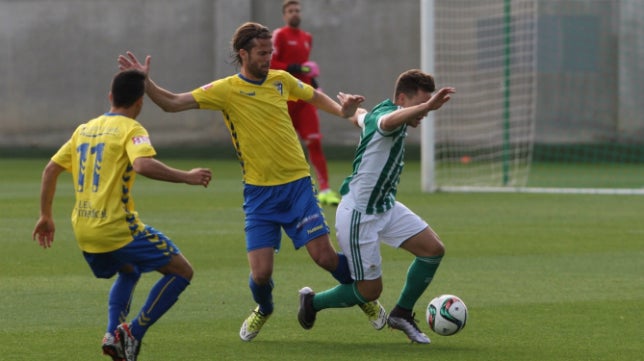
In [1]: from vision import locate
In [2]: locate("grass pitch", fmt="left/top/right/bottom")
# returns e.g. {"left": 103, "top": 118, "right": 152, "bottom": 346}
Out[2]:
{"left": 1, "top": 158, "right": 642, "bottom": 360}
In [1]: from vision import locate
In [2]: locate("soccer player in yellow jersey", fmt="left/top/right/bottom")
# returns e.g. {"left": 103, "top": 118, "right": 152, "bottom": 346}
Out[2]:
{"left": 32, "top": 70, "right": 212, "bottom": 361}
{"left": 117, "top": 22, "right": 387, "bottom": 341}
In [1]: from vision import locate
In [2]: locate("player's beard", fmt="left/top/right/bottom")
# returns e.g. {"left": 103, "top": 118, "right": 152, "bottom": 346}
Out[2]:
{"left": 247, "top": 60, "right": 269, "bottom": 79}
{"left": 289, "top": 16, "right": 300, "bottom": 28}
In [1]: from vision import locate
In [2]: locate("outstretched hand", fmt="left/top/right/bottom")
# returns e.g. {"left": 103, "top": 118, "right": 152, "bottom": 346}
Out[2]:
{"left": 117, "top": 51, "right": 151, "bottom": 76}
{"left": 337, "top": 92, "right": 365, "bottom": 119}
{"left": 426, "top": 87, "right": 455, "bottom": 111}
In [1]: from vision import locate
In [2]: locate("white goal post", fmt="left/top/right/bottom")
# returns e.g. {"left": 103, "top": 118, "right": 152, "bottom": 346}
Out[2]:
{"left": 420, "top": 0, "right": 644, "bottom": 195}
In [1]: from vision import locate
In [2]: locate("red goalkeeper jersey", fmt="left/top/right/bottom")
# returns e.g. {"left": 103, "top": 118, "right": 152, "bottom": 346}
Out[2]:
{"left": 271, "top": 26, "right": 315, "bottom": 85}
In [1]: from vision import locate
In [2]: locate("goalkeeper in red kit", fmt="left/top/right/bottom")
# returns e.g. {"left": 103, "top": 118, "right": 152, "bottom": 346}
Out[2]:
{"left": 271, "top": 0, "right": 340, "bottom": 206}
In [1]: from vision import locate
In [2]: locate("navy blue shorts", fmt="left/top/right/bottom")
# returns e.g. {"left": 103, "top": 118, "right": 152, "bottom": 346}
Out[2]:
{"left": 243, "top": 177, "right": 329, "bottom": 252}
{"left": 83, "top": 226, "right": 180, "bottom": 279}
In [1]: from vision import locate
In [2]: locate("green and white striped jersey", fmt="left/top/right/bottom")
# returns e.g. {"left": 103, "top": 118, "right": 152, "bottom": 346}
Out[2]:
{"left": 340, "top": 99, "right": 408, "bottom": 215}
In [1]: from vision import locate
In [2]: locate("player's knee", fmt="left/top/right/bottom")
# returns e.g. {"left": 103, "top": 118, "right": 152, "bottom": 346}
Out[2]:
{"left": 117, "top": 265, "right": 141, "bottom": 281}
{"left": 419, "top": 228, "right": 446, "bottom": 257}
{"left": 310, "top": 250, "right": 337, "bottom": 272}
{"left": 357, "top": 281, "right": 382, "bottom": 301}
{"left": 119, "top": 263, "right": 137, "bottom": 274}
{"left": 173, "top": 261, "right": 193, "bottom": 281}
{"left": 306, "top": 237, "right": 338, "bottom": 271}
{"left": 248, "top": 261, "right": 273, "bottom": 284}
{"left": 164, "top": 254, "right": 194, "bottom": 281}
{"left": 361, "top": 288, "right": 382, "bottom": 302}
{"left": 180, "top": 263, "right": 194, "bottom": 281}
{"left": 251, "top": 271, "right": 272, "bottom": 285}
{"left": 420, "top": 242, "right": 445, "bottom": 258}
{"left": 432, "top": 239, "right": 446, "bottom": 256}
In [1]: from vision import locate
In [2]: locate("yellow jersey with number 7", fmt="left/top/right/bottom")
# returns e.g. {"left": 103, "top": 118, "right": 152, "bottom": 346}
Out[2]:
{"left": 192, "top": 70, "right": 315, "bottom": 186}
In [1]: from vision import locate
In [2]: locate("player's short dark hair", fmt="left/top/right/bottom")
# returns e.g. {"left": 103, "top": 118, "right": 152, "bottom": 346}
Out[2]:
{"left": 231, "top": 22, "right": 272, "bottom": 66}
{"left": 394, "top": 69, "right": 436, "bottom": 98}
{"left": 282, "top": 0, "right": 300, "bottom": 13}
{"left": 111, "top": 70, "right": 146, "bottom": 108}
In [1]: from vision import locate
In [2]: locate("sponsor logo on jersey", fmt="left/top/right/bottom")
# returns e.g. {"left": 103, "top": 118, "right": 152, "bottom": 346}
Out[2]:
{"left": 132, "top": 136, "right": 150, "bottom": 145}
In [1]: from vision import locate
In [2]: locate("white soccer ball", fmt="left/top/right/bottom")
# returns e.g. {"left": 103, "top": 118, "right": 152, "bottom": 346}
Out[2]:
{"left": 426, "top": 294, "right": 468, "bottom": 336}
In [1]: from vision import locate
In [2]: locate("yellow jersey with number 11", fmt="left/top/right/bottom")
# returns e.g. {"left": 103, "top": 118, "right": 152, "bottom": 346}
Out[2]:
{"left": 51, "top": 113, "right": 156, "bottom": 253}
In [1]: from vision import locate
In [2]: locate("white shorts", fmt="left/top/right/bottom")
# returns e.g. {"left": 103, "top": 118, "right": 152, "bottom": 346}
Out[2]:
{"left": 335, "top": 199, "right": 428, "bottom": 281}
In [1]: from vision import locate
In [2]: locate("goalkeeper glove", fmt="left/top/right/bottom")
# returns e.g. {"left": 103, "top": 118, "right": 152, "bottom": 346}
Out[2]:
{"left": 302, "top": 61, "right": 320, "bottom": 77}
{"left": 286, "top": 61, "right": 320, "bottom": 78}
{"left": 286, "top": 63, "right": 304, "bottom": 74}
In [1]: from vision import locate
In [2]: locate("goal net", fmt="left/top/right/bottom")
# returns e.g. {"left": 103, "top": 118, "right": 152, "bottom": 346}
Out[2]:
{"left": 421, "top": 0, "right": 644, "bottom": 194}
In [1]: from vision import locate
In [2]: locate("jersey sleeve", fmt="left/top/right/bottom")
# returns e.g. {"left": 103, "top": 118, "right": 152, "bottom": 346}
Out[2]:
{"left": 51, "top": 139, "right": 73, "bottom": 172}
{"left": 191, "top": 79, "right": 228, "bottom": 110}
{"left": 125, "top": 123, "right": 156, "bottom": 163}
{"left": 284, "top": 72, "right": 315, "bottom": 101}
{"left": 357, "top": 112, "right": 367, "bottom": 129}
{"left": 371, "top": 103, "right": 401, "bottom": 135}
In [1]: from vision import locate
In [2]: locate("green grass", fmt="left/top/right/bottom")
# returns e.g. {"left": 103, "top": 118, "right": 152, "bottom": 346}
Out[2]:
{"left": 528, "top": 162, "right": 644, "bottom": 188}
{"left": 1, "top": 158, "right": 642, "bottom": 360}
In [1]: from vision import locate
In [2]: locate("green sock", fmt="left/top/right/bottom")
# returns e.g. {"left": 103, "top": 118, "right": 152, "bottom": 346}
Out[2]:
{"left": 396, "top": 255, "right": 443, "bottom": 310}
{"left": 313, "top": 283, "right": 366, "bottom": 311}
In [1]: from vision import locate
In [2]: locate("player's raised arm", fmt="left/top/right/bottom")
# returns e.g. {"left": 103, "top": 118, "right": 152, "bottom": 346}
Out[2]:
{"left": 117, "top": 51, "right": 199, "bottom": 113}
{"left": 380, "top": 87, "right": 455, "bottom": 131}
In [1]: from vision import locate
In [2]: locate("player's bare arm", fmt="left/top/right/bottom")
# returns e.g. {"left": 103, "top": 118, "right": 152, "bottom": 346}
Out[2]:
{"left": 133, "top": 157, "right": 212, "bottom": 188}
{"left": 307, "top": 90, "right": 364, "bottom": 119}
{"left": 118, "top": 51, "right": 199, "bottom": 113}
{"left": 32, "top": 161, "right": 65, "bottom": 248}
{"left": 380, "top": 87, "right": 455, "bottom": 131}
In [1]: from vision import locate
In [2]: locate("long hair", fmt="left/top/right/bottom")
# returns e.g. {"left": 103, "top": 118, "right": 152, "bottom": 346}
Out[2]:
{"left": 231, "top": 22, "right": 272, "bottom": 66}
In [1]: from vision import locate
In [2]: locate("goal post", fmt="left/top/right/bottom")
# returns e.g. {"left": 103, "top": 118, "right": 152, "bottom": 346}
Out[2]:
{"left": 420, "top": 0, "right": 436, "bottom": 192}
{"left": 420, "top": 0, "right": 644, "bottom": 195}
{"left": 421, "top": 0, "right": 537, "bottom": 192}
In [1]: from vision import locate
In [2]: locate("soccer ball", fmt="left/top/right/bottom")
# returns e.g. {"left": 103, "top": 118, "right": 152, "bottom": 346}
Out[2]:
{"left": 426, "top": 294, "right": 468, "bottom": 336}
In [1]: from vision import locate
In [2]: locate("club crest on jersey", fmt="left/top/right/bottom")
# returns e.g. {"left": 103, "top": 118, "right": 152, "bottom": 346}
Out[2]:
{"left": 132, "top": 135, "right": 150, "bottom": 145}
{"left": 274, "top": 81, "right": 284, "bottom": 96}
